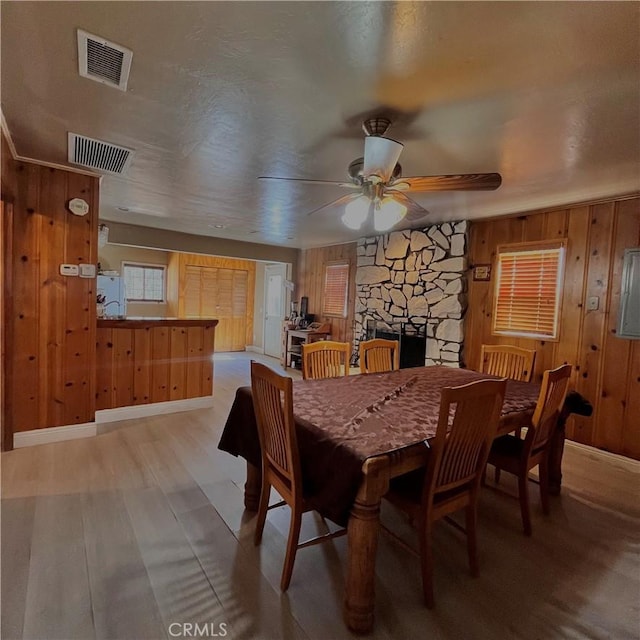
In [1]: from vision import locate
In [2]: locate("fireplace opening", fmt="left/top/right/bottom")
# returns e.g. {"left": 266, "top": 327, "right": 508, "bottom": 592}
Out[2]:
{"left": 364, "top": 319, "right": 427, "bottom": 369}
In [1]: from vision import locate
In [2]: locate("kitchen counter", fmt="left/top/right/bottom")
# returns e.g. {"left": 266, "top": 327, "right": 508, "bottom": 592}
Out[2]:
{"left": 96, "top": 318, "right": 218, "bottom": 410}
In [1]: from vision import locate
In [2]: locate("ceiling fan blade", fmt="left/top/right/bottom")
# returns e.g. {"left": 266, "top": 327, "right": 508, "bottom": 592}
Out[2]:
{"left": 391, "top": 173, "right": 502, "bottom": 192}
{"left": 363, "top": 136, "right": 404, "bottom": 182}
{"left": 258, "top": 176, "right": 357, "bottom": 188}
{"left": 386, "top": 192, "right": 431, "bottom": 222}
{"left": 306, "top": 193, "right": 360, "bottom": 216}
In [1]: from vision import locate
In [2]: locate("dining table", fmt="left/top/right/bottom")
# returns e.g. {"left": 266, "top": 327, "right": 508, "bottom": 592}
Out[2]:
{"left": 218, "top": 365, "right": 551, "bottom": 633}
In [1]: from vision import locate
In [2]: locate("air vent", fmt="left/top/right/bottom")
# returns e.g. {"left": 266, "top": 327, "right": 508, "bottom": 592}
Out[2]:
{"left": 68, "top": 133, "right": 134, "bottom": 175}
{"left": 77, "top": 29, "right": 132, "bottom": 91}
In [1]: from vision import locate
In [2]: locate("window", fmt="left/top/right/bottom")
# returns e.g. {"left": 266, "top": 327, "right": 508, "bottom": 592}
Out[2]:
{"left": 323, "top": 262, "right": 349, "bottom": 317}
{"left": 122, "top": 262, "right": 166, "bottom": 302}
{"left": 492, "top": 241, "right": 565, "bottom": 340}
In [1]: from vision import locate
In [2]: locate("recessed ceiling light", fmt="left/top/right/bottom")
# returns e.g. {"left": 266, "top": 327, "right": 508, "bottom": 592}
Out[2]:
{"left": 208, "top": 223, "right": 226, "bottom": 229}
{"left": 117, "top": 206, "right": 130, "bottom": 211}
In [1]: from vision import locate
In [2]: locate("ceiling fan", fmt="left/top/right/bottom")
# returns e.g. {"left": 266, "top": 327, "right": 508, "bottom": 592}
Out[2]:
{"left": 259, "top": 117, "right": 502, "bottom": 232}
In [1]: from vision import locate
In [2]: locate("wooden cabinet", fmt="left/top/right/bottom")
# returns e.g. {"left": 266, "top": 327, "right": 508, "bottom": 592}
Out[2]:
{"left": 167, "top": 253, "right": 255, "bottom": 352}
{"left": 96, "top": 319, "right": 217, "bottom": 409}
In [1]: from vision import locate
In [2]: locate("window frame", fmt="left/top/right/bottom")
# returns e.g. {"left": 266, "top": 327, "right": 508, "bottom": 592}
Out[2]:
{"left": 491, "top": 240, "right": 566, "bottom": 341}
{"left": 121, "top": 261, "right": 167, "bottom": 304}
{"left": 322, "top": 261, "right": 350, "bottom": 318}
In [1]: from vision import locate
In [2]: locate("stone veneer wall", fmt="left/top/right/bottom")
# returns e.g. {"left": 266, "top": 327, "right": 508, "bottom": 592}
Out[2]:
{"left": 354, "top": 221, "right": 468, "bottom": 367}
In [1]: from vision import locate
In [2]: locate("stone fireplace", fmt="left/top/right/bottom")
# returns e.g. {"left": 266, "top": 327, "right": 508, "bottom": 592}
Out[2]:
{"left": 353, "top": 221, "right": 467, "bottom": 367}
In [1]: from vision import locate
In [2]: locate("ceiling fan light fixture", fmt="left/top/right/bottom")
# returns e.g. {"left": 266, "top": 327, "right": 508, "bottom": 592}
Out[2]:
{"left": 342, "top": 195, "right": 370, "bottom": 230}
{"left": 374, "top": 197, "right": 407, "bottom": 232}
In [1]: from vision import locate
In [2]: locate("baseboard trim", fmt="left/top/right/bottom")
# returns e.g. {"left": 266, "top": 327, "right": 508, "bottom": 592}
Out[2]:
{"left": 564, "top": 439, "right": 640, "bottom": 469}
{"left": 95, "top": 396, "right": 214, "bottom": 424}
{"left": 246, "top": 345, "right": 265, "bottom": 354}
{"left": 12, "top": 397, "right": 215, "bottom": 448}
{"left": 13, "top": 422, "right": 97, "bottom": 448}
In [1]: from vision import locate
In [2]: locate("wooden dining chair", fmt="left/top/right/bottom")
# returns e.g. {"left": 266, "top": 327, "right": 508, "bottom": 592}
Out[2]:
{"left": 383, "top": 378, "right": 507, "bottom": 608}
{"left": 250, "top": 361, "right": 346, "bottom": 591}
{"left": 301, "top": 340, "right": 351, "bottom": 380}
{"left": 359, "top": 338, "right": 400, "bottom": 374}
{"left": 480, "top": 344, "right": 536, "bottom": 382}
{"left": 486, "top": 364, "right": 572, "bottom": 536}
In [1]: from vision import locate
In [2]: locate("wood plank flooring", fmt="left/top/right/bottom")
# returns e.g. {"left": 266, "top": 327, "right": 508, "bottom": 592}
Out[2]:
{"left": 2, "top": 352, "right": 639, "bottom": 640}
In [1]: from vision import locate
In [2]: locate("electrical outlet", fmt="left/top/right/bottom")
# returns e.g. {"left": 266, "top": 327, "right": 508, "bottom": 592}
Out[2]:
{"left": 587, "top": 296, "right": 599, "bottom": 311}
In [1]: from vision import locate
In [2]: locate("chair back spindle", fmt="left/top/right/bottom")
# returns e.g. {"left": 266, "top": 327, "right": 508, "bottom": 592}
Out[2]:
{"left": 480, "top": 344, "right": 536, "bottom": 382}
{"left": 359, "top": 339, "right": 400, "bottom": 374}
{"left": 302, "top": 341, "right": 351, "bottom": 380}
{"left": 427, "top": 379, "right": 507, "bottom": 499}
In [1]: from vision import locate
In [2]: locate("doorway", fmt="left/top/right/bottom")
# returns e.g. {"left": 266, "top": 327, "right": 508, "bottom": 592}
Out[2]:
{"left": 263, "top": 263, "right": 287, "bottom": 358}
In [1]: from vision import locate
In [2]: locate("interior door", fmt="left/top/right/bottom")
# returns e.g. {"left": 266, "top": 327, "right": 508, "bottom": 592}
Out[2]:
{"left": 264, "top": 264, "right": 286, "bottom": 358}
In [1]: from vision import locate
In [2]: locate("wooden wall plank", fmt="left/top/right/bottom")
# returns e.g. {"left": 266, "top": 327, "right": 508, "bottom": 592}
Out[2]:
{"left": 113, "top": 329, "right": 135, "bottom": 409}
{"left": 95, "top": 328, "right": 114, "bottom": 411}
{"left": 572, "top": 202, "right": 615, "bottom": 445}
{"left": 201, "top": 326, "right": 215, "bottom": 395}
{"left": 11, "top": 163, "right": 41, "bottom": 433}
{"left": 169, "top": 327, "right": 188, "bottom": 401}
{"left": 62, "top": 171, "right": 96, "bottom": 424}
{"left": 133, "top": 328, "right": 152, "bottom": 405}
{"left": 151, "top": 327, "right": 170, "bottom": 404}
{"left": 38, "top": 167, "right": 66, "bottom": 428}
{"left": 185, "top": 327, "right": 204, "bottom": 399}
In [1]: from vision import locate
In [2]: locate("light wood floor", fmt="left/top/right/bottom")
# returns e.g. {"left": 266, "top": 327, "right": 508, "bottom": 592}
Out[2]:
{"left": 2, "top": 352, "right": 639, "bottom": 640}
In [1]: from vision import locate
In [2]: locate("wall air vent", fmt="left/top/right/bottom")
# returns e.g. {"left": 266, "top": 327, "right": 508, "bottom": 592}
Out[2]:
{"left": 68, "top": 133, "right": 135, "bottom": 175}
{"left": 77, "top": 29, "right": 132, "bottom": 91}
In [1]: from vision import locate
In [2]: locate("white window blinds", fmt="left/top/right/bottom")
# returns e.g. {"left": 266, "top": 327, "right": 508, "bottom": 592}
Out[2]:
{"left": 492, "top": 242, "right": 565, "bottom": 339}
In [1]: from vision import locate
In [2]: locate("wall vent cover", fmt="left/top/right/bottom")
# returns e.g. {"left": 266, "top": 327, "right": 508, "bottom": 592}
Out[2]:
{"left": 77, "top": 29, "right": 132, "bottom": 91}
{"left": 68, "top": 132, "right": 135, "bottom": 175}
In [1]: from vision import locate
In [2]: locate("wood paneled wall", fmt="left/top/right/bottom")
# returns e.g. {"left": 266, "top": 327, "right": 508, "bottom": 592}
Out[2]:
{"left": 466, "top": 196, "right": 640, "bottom": 459}
{"left": 296, "top": 243, "right": 357, "bottom": 344}
{"left": 1, "top": 133, "right": 100, "bottom": 446}
{"left": 96, "top": 322, "right": 216, "bottom": 410}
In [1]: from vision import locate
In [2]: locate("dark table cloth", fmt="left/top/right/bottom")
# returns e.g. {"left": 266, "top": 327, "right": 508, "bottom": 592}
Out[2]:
{"left": 218, "top": 366, "right": 540, "bottom": 526}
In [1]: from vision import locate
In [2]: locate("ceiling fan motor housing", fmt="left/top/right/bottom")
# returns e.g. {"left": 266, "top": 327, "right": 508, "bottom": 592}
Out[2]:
{"left": 362, "top": 117, "right": 392, "bottom": 137}
{"left": 348, "top": 156, "right": 402, "bottom": 184}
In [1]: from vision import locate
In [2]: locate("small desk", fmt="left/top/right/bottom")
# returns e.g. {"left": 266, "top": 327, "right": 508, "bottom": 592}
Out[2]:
{"left": 219, "top": 366, "right": 542, "bottom": 633}
{"left": 283, "top": 328, "right": 331, "bottom": 370}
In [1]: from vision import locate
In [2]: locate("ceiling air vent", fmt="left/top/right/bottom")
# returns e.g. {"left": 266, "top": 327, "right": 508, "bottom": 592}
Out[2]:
{"left": 77, "top": 29, "right": 132, "bottom": 91}
{"left": 68, "top": 132, "right": 134, "bottom": 175}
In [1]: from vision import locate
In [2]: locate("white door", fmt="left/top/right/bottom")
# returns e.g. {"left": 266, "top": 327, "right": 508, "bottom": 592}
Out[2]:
{"left": 264, "top": 264, "right": 286, "bottom": 358}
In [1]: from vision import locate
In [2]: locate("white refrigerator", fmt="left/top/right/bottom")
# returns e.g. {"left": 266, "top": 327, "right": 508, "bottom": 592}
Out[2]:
{"left": 97, "top": 275, "right": 127, "bottom": 317}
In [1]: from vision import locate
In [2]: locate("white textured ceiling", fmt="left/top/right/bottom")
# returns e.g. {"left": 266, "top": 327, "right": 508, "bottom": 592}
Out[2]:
{"left": 2, "top": 1, "right": 639, "bottom": 249}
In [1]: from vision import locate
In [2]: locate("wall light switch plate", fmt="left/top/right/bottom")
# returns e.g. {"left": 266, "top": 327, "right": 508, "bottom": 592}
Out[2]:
{"left": 60, "top": 264, "right": 79, "bottom": 276}
{"left": 587, "top": 296, "right": 599, "bottom": 311}
{"left": 79, "top": 263, "right": 96, "bottom": 278}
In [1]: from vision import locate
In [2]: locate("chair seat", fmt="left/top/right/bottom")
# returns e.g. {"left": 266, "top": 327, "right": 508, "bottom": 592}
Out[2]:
{"left": 388, "top": 468, "right": 474, "bottom": 520}
{"left": 490, "top": 434, "right": 526, "bottom": 458}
